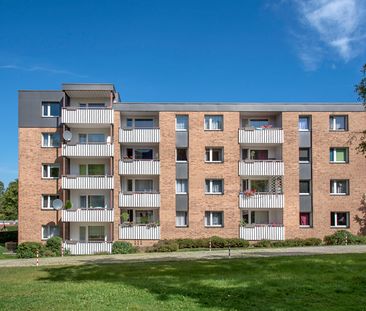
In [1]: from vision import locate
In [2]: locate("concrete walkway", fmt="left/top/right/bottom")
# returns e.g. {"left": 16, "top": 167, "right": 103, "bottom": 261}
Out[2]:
{"left": 1, "top": 245, "right": 366, "bottom": 268}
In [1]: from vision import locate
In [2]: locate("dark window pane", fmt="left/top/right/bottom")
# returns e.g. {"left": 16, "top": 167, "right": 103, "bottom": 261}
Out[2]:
{"left": 135, "top": 149, "right": 153, "bottom": 160}
{"left": 135, "top": 119, "right": 154, "bottom": 128}
{"left": 49, "top": 103, "right": 60, "bottom": 116}
{"left": 299, "top": 148, "right": 310, "bottom": 162}
{"left": 299, "top": 181, "right": 310, "bottom": 193}
{"left": 176, "top": 149, "right": 187, "bottom": 161}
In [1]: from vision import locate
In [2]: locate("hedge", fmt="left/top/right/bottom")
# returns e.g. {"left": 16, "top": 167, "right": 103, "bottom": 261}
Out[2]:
{"left": 112, "top": 241, "right": 137, "bottom": 254}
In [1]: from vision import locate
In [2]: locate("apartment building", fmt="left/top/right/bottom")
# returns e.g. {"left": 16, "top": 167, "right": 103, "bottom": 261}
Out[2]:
{"left": 18, "top": 83, "right": 366, "bottom": 254}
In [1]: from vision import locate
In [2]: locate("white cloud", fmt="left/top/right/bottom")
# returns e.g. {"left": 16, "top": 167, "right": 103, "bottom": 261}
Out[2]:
{"left": 294, "top": 0, "right": 366, "bottom": 69}
{"left": 0, "top": 64, "right": 87, "bottom": 78}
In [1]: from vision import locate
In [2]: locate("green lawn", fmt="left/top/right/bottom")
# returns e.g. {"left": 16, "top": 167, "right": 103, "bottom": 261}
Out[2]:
{"left": 0, "top": 254, "right": 366, "bottom": 311}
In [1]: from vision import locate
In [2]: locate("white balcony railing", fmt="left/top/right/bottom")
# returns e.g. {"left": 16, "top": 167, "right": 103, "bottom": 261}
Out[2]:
{"left": 62, "top": 144, "right": 114, "bottom": 157}
{"left": 61, "top": 108, "right": 113, "bottom": 124}
{"left": 240, "top": 225, "right": 285, "bottom": 240}
{"left": 239, "top": 128, "right": 284, "bottom": 144}
{"left": 119, "top": 128, "right": 160, "bottom": 143}
{"left": 239, "top": 194, "right": 284, "bottom": 209}
{"left": 62, "top": 176, "right": 114, "bottom": 189}
{"left": 239, "top": 160, "right": 284, "bottom": 176}
{"left": 61, "top": 209, "right": 114, "bottom": 222}
{"left": 63, "top": 241, "right": 112, "bottom": 255}
{"left": 119, "top": 225, "right": 160, "bottom": 240}
{"left": 119, "top": 192, "right": 160, "bottom": 208}
{"left": 119, "top": 160, "right": 160, "bottom": 175}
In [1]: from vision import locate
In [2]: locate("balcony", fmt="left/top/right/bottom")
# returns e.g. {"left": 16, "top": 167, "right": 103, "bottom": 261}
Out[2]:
{"left": 119, "top": 225, "right": 160, "bottom": 240}
{"left": 62, "top": 176, "right": 114, "bottom": 189}
{"left": 239, "top": 128, "right": 284, "bottom": 144}
{"left": 239, "top": 160, "right": 284, "bottom": 176}
{"left": 119, "top": 128, "right": 160, "bottom": 143}
{"left": 61, "top": 108, "right": 113, "bottom": 125}
{"left": 62, "top": 144, "right": 114, "bottom": 157}
{"left": 239, "top": 193, "right": 284, "bottom": 209}
{"left": 119, "top": 192, "right": 160, "bottom": 208}
{"left": 61, "top": 209, "right": 114, "bottom": 222}
{"left": 119, "top": 160, "right": 160, "bottom": 175}
{"left": 63, "top": 241, "right": 112, "bottom": 255}
{"left": 240, "top": 225, "right": 285, "bottom": 241}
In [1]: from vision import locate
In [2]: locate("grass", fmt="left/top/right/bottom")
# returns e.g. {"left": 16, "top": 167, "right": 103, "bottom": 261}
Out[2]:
{"left": 0, "top": 254, "right": 366, "bottom": 311}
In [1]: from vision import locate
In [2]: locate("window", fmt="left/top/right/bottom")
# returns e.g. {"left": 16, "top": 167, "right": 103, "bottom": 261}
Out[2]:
{"left": 42, "top": 133, "right": 60, "bottom": 147}
{"left": 205, "top": 148, "right": 223, "bottom": 162}
{"left": 299, "top": 180, "right": 310, "bottom": 194}
{"left": 80, "top": 195, "right": 105, "bottom": 208}
{"left": 244, "top": 179, "right": 269, "bottom": 193}
{"left": 88, "top": 226, "right": 105, "bottom": 241}
{"left": 126, "top": 118, "right": 154, "bottom": 128}
{"left": 42, "top": 225, "right": 59, "bottom": 240}
{"left": 330, "top": 180, "right": 349, "bottom": 195}
{"left": 204, "top": 115, "right": 223, "bottom": 130}
{"left": 331, "top": 212, "right": 349, "bottom": 228}
{"left": 330, "top": 115, "right": 348, "bottom": 131}
{"left": 135, "top": 149, "right": 153, "bottom": 160}
{"left": 176, "top": 148, "right": 188, "bottom": 161}
{"left": 135, "top": 210, "right": 155, "bottom": 224}
{"left": 42, "top": 102, "right": 60, "bottom": 117}
{"left": 250, "top": 150, "right": 269, "bottom": 160}
{"left": 176, "top": 211, "right": 188, "bottom": 227}
{"left": 249, "top": 119, "right": 269, "bottom": 129}
{"left": 205, "top": 179, "right": 224, "bottom": 194}
{"left": 79, "top": 133, "right": 106, "bottom": 144}
{"left": 176, "top": 179, "right": 188, "bottom": 193}
{"left": 300, "top": 212, "right": 311, "bottom": 226}
{"left": 330, "top": 148, "right": 348, "bottom": 163}
{"left": 299, "top": 116, "right": 310, "bottom": 131}
{"left": 176, "top": 115, "right": 188, "bottom": 131}
{"left": 42, "top": 195, "right": 59, "bottom": 209}
{"left": 79, "top": 103, "right": 105, "bottom": 108}
{"left": 127, "top": 179, "right": 154, "bottom": 192}
{"left": 79, "top": 164, "right": 105, "bottom": 176}
{"left": 299, "top": 148, "right": 310, "bottom": 162}
{"left": 42, "top": 164, "right": 60, "bottom": 179}
{"left": 241, "top": 210, "right": 270, "bottom": 225}
{"left": 205, "top": 211, "right": 223, "bottom": 227}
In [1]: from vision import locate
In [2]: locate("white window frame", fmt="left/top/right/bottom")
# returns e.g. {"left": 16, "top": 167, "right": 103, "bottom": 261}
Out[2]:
{"left": 126, "top": 117, "right": 155, "bottom": 129}
{"left": 176, "top": 179, "right": 188, "bottom": 194}
{"left": 299, "top": 180, "right": 311, "bottom": 195}
{"left": 331, "top": 212, "right": 350, "bottom": 228}
{"left": 42, "top": 133, "right": 60, "bottom": 147}
{"left": 330, "top": 180, "right": 349, "bottom": 195}
{"left": 205, "top": 211, "right": 224, "bottom": 227}
{"left": 42, "top": 164, "right": 60, "bottom": 179}
{"left": 79, "top": 103, "right": 106, "bottom": 109}
{"left": 298, "top": 116, "right": 310, "bottom": 131}
{"left": 41, "top": 225, "right": 59, "bottom": 240}
{"left": 41, "top": 195, "right": 59, "bottom": 210}
{"left": 204, "top": 115, "right": 223, "bottom": 131}
{"left": 176, "top": 211, "right": 188, "bottom": 227}
{"left": 330, "top": 148, "right": 348, "bottom": 163}
{"left": 329, "top": 115, "right": 347, "bottom": 131}
{"left": 205, "top": 179, "right": 224, "bottom": 194}
{"left": 42, "top": 102, "right": 60, "bottom": 117}
{"left": 79, "top": 133, "right": 106, "bottom": 144}
{"left": 175, "top": 115, "right": 188, "bottom": 131}
{"left": 205, "top": 147, "right": 224, "bottom": 163}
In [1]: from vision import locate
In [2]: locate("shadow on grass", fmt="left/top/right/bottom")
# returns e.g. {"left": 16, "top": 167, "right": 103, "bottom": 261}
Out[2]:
{"left": 38, "top": 254, "right": 366, "bottom": 310}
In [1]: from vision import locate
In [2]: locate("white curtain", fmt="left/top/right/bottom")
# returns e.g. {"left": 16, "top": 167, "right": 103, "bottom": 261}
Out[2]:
{"left": 176, "top": 212, "right": 187, "bottom": 226}
{"left": 176, "top": 116, "right": 188, "bottom": 130}
{"left": 176, "top": 179, "right": 188, "bottom": 193}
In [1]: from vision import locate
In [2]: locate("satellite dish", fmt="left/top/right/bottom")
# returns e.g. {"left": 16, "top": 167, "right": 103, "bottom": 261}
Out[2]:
{"left": 52, "top": 199, "right": 63, "bottom": 210}
{"left": 63, "top": 131, "right": 72, "bottom": 141}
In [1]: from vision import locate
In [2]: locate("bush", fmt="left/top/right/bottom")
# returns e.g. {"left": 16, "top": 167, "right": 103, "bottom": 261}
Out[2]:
{"left": 16, "top": 242, "right": 45, "bottom": 258}
{"left": 148, "top": 240, "right": 179, "bottom": 252}
{"left": 324, "top": 230, "right": 365, "bottom": 245}
{"left": 43, "top": 250, "right": 56, "bottom": 257}
{"left": 112, "top": 241, "right": 137, "bottom": 254}
{"left": 254, "top": 240, "right": 272, "bottom": 248}
{"left": 302, "top": 238, "right": 322, "bottom": 246}
{"left": 0, "top": 245, "right": 5, "bottom": 254}
{"left": 46, "top": 236, "right": 62, "bottom": 256}
{"left": 210, "top": 236, "right": 228, "bottom": 248}
{"left": 225, "top": 238, "right": 250, "bottom": 248}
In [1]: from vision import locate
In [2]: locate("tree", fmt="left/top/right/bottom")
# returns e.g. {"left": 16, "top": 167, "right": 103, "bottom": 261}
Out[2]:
{"left": 355, "top": 64, "right": 366, "bottom": 156}
{"left": 0, "top": 179, "right": 18, "bottom": 220}
{"left": 0, "top": 181, "right": 4, "bottom": 197}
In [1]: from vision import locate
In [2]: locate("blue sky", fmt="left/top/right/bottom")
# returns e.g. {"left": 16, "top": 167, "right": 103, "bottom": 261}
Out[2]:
{"left": 0, "top": 0, "right": 365, "bottom": 186}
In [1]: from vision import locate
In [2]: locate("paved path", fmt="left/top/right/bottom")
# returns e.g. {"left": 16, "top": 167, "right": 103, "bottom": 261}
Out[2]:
{"left": 1, "top": 245, "right": 366, "bottom": 268}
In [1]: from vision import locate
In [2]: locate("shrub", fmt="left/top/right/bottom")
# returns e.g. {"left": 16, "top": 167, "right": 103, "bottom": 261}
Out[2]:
{"left": 226, "top": 238, "right": 250, "bottom": 248}
{"left": 324, "top": 230, "right": 365, "bottom": 245}
{"left": 254, "top": 240, "right": 272, "bottom": 248}
{"left": 148, "top": 240, "right": 179, "bottom": 252}
{"left": 210, "top": 236, "right": 228, "bottom": 248}
{"left": 112, "top": 241, "right": 136, "bottom": 254}
{"left": 46, "top": 236, "right": 62, "bottom": 256}
{"left": 43, "top": 250, "right": 56, "bottom": 257}
{"left": 0, "top": 245, "right": 5, "bottom": 254}
{"left": 94, "top": 251, "right": 111, "bottom": 255}
{"left": 16, "top": 242, "right": 45, "bottom": 258}
{"left": 302, "top": 238, "right": 322, "bottom": 246}
{"left": 64, "top": 200, "right": 72, "bottom": 209}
